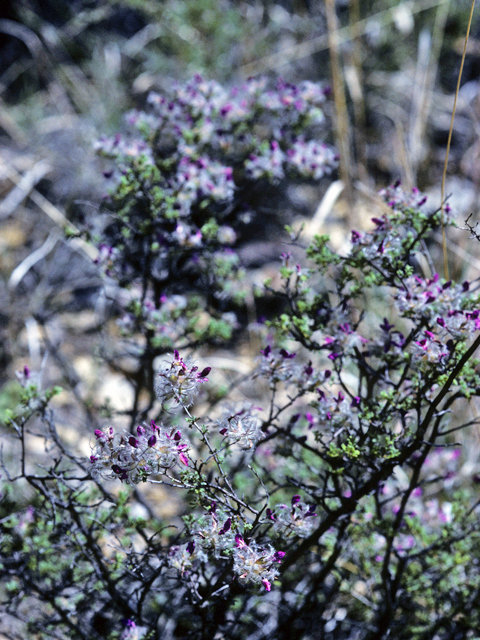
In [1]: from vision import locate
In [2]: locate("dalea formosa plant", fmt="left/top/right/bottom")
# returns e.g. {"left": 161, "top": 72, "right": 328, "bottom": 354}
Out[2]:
{"left": 90, "top": 75, "right": 337, "bottom": 363}
{"left": 82, "top": 75, "right": 337, "bottom": 430}
{"left": 4, "top": 182, "right": 480, "bottom": 639}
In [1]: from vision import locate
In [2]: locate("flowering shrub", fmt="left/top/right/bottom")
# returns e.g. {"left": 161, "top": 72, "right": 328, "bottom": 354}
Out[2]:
{"left": 3, "top": 75, "right": 480, "bottom": 640}
{"left": 93, "top": 74, "right": 336, "bottom": 358}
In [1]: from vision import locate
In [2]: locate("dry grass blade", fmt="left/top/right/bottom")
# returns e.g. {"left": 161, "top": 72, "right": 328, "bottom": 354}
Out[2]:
{"left": 441, "top": 0, "right": 476, "bottom": 279}
{"left": 0, "top": 160, "right": 50, "bottom": 220}
{"left": 347, "top": 0, "right": 367, "bottom": 181}
{"left": 408, "top": 0, "right": 450, "bottom": 181}
{"left": 304, "top": 180, "right": 344, "bottom": 239}
{"left": 8, "top": 230, "right": 59, "bottom": 291}
{"left": 325, "top": 0, "right": 352, "bottom": 207}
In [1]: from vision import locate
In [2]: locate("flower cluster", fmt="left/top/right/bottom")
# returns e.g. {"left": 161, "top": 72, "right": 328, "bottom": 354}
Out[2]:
{"left": 286, "top": 139, "right": 338, "bottom": 180}
{"left": 256, "top": 345, "right": 299, "bottom": 385}
{"left": 89, "top": 422, "right": 190, "bottom": 485}
{"left": 173, "top": 157, "right": 235, "bottom": 217}
{"left": 189, "top": 503, "right": 236, "bottom": 557}
{"left": 97, "top": 73, "right": 336, "bottom": 200}
{"left": 347, "top": 184, "right": 452, "bottom": 279}
{"left": 165, "top": 501, "right": 286, "bottom": 593}
{"left": 321, "top": 322, "right": 368, "bottom": 362}
{"left": 258, "top": 78, "right": 327, "bottom": 123}
{"left": 167, "top": 542, "right": 207, "bottom": 576}
{"left": 218, "top": 406, "right": 263, "bottom": 449}
{"left": 233, "top": 534, "right": 285, "bottom": 592}
{"left": 245, "top": 140, "right": 286, "bottom": 181}
{"left": 412, "top": 328, "right": 451, "bottom": 366}
{"left": 350, "top": 213, "right": 406, "bottom": 267}
{"left": 267, "top": 495, "right": 318, "bottom": 538}
{"left": 395, "top": 274, "right": 480, "bottom": 333}
{"left": 154, "top": 350, "right": 211, "bottom": 407}
{"left": 378, "top": 183, "right": 446, "bottom": 217}
{"left": 141, "top": 75, "right": 331, "bottom": 145}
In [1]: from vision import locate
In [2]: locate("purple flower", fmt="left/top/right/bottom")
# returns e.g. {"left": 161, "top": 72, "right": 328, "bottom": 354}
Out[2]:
{"left": 304, "top": 361, "right": 314, "bottom": 376}
{"left": 219, "top": 518, "right": 231, "bottom": 535}
{"left": 148, "top": 434, "right": 157, "bottom": 447}
{"left": 235, "top": 534, "right": 247, "bottom": 548}
{"left": 380, "top": 318, "right": 394, "bottom": 332}
{"left": 112, "top": 465, "right": 128, "bottom": 481}
{"left": 351, "top": 230, "right": 362, "bottom": 244}
{"left": 328, "top": 352, "right": 340, "bottom": 361}
{"left": 262, "top": 578, "right": 272, "bottom": 591}
{"left": 122, "top": 619, "right": 136, "bottom": 629}
{"left": 178, "top": 449, "right": 189, "bottom": 467}
{"left": 371, "top": 217, "right": 386, "bottom": 229}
